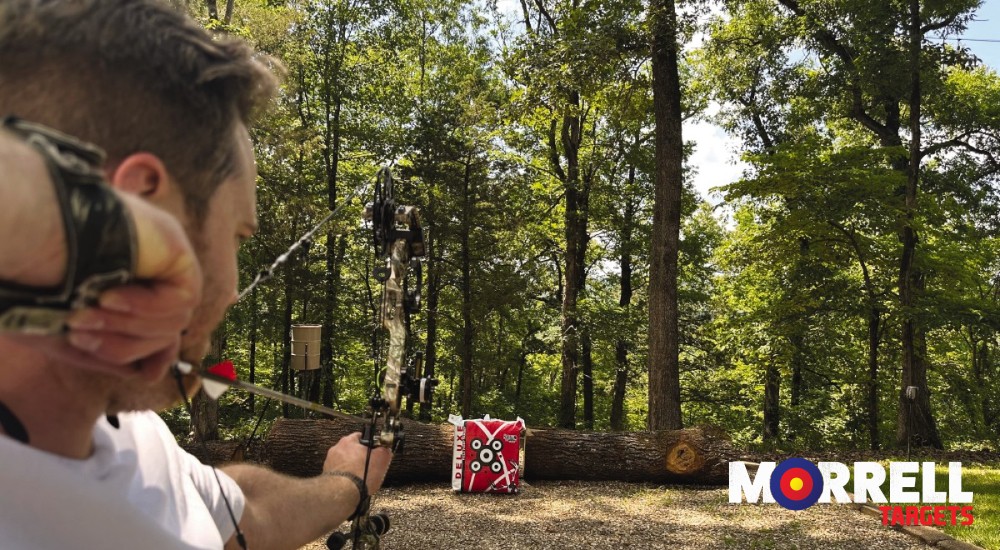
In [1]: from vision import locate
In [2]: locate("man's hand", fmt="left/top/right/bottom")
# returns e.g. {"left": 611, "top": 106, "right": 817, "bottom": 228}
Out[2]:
{"left": 62, "top": 191, "right": 202, "bottom": 381}
{"left": 222, "top": 435, "right": 393, "bottom": 550}
{"left": 323, "top": 432, "right": 393, "bottom": 497}
{"left": 0, "top": 129, "right": 202, "bottom": 382}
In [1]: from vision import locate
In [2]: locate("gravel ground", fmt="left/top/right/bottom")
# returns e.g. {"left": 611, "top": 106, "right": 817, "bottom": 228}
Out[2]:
{"left": 302, "top": 481, "right": 929, "bottom": 550}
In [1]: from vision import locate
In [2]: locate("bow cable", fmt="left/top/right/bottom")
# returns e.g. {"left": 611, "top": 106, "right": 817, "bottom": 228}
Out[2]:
{"left": 236, "top": 179, "right": 367, "bottom": 303}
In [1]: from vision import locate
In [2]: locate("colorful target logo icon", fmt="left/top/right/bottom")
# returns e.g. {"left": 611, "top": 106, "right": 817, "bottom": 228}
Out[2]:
{"left": 468, "top": 438, "right": 506, "bottom": 475}
{"left": 770, "top": 458, "right": 822, "bottom": 511}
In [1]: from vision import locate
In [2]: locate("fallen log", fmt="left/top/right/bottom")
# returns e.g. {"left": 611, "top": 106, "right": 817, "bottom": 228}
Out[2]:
{"left": 264, "top": 416, "right": 734, "bottom": 485}
{"left": 183, "top": 440, "right": 245, "bottom": 465}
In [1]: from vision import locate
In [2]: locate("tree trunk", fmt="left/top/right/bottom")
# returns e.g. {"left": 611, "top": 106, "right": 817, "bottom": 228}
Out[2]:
{"left": 867, "top": 309, "right": 881, "bottom": 450}
{"left": 205, "top": 0, "right": 218, "bottom": 20}
{"left": 788, "top": 333, "right": 804, "bottom": 440}
{"left": 982, "top": 341, "right": 997, "bottom": 429}
{"left": 581, "top": 326, "right": 594, "bottom": 430}
{"left": 321, "top": 94, "right": 344, "bottom": 409}
{"left": 281, "top": 272, "right": 294, "bottom": 418}
{"left": 647, "top": 0, "right": 683, "bottom": 431}
{"left": 578, "top": 165, "right": 594, "bottom": 431}
{"left": 970, "top": 332, "right": 980, "bottom": 384}
{"left": 896, "top": 0, "right": 942, "bottom": 449}
{"left": 192, "top": 328, "right": 224, "bottom": 442}
{"left": 514, "top": 351, "right": 527, "bottom": 414}
{"left": 789, "top": 337, "right": 803, "bottom": 411}
{"left": 833, "top": 222, "right": 883, "bottom": 451}
{"left": 421, "top": 214, "right": 440, "bottom": 422}
{"left": 459, "top": 156, "right": 474, "bottom": 417}
{"left": 248, "top": 288, "right": 259, "bottom": 412}
{"left": 763, "top": 362, "right": 780, "bottom": 443}
{"left": 611, "top": 343, "right": 629, "bottom": 432}
{"left": 223, "top": 0, "right": 234, "bottom": 24}
{"left": 558, "top": 93, "right": 584, "bottom": 429}
{"left": 611, "top": 170, "right": 636, "bottom": 432}
{"left": 264, "top": 418, "right": 734, "bottom": 485}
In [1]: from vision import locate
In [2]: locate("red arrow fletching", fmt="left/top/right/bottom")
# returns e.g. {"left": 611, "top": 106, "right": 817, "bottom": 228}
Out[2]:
{"left": 207, "top": 360, "right": 237, "bottom": 381}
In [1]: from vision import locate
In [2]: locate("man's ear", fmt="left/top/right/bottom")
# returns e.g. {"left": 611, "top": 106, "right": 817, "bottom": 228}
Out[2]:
{"left": 107, "top": 153, "right": 172, "bottom": 198}
{"left": 107, "top": 153, "right": 186, "bottom": 218}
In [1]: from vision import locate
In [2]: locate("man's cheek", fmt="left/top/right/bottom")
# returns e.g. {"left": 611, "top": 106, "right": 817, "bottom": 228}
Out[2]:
{"left": 179, "top": 335, "right": 211, "bottom": 365}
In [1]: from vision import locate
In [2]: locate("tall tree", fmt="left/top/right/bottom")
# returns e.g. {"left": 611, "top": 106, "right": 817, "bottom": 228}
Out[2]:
{"left": 611, "top": 165, "right": 637, "bottom": 431}
{"left": 700, "top": 0, "right": 997, "bottom": 448}
{"left": 647, "top": 0, "right": 684, "bottom": 430}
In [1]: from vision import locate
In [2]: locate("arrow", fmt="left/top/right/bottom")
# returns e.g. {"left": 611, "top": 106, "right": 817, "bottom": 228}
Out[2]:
{"left": 175, "top": 361, "right": 348, "bottom": 419}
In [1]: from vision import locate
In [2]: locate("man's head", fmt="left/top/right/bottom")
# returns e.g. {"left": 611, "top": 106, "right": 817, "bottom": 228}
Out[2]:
{"left": 108, "top": 123, "right": 260, "bottom": 412}
{"left": 0, "top": 0, "right": 277, "bottom": 221}
{"left": 0, "top": 0, "right": 278, "bottom": 402}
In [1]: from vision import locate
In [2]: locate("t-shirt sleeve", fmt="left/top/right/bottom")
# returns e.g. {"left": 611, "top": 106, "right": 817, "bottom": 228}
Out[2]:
{"left": 178, "top": 448, "right": 247, "bottom": 543}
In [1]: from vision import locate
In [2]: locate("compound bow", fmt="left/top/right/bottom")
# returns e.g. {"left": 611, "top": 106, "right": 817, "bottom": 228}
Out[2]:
{"left": 327, "top": 166, "right": 437, "bottom": 549}
{"left": 181, "top": 167, "right": 437, "bottom": 550}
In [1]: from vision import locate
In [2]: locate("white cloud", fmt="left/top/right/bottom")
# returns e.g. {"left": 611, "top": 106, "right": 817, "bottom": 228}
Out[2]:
{"left": 684, "top": 117, "right": 748, "bottom": 206}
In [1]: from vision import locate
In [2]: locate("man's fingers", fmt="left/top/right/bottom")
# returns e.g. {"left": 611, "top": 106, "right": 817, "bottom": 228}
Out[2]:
{"left": 67, "top": 307, "right": 191, "bottom": 338}
{"left": 66, "top": 329, "right": 179, "bottom": 366}
{"left": 97, "top": 283, "right": 199, "bottom": 319}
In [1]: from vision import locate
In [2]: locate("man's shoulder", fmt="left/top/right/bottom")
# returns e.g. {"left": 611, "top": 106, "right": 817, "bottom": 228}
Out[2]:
{"left": 103, "top": 410, "right": 183, "bottom": 459}
{"left": 114, "top": 410, "right": 169, "bottom": 429}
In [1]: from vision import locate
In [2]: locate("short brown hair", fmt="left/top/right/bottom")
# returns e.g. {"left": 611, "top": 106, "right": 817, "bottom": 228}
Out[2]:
{"left": 0, "top": 0, "right": 279, "bottom": 219}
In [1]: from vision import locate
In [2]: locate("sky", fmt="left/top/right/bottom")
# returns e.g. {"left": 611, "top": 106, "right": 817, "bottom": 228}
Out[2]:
{"left": 687, "top": 0, "right": 1000, "bottom": 205}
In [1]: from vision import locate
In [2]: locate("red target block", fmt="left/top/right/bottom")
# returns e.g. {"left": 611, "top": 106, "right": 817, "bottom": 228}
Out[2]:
{"left": 451, "top": 415, "right": 525, "bottom": 493}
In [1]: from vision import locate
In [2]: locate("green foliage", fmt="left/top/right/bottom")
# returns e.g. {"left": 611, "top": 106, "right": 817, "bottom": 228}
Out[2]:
{"left": 161, "top": 0, "right": 998, "bottom": 454}
{"left": 687, "top": 0, "right": 1000, "bottom": 450}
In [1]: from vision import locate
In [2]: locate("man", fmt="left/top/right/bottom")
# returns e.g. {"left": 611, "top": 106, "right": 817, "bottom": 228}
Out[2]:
{"left": 0, "top": 1, "right": 391, "bottom": 549}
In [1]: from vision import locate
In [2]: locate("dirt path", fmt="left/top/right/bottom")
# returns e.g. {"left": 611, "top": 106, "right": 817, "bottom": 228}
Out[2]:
{"left": 302, "top": 481, "right": 928, "bottom": 549}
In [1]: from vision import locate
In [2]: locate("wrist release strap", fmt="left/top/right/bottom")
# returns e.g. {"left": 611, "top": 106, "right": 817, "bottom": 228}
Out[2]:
{"left": 0, "top": 116, "right": 136, "bottom": 334}
{"left": 324, "top": 470, "right": 370, "bottom": 521}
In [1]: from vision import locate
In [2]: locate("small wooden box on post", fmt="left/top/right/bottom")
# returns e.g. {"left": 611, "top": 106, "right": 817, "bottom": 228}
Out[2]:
{"left": 291, "top": 324, "right": 322, "bottom": 400}
{"left": 291, "top": 324, "right": 322, "bottom": 371}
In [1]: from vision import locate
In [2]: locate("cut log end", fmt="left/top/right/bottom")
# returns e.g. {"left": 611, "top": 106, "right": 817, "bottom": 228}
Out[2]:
{"left": 665, "top": 441, "right": 704, "bottom": 475}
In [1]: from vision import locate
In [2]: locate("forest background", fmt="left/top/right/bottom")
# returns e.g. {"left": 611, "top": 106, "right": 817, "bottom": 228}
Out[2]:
{"left": 165, "top": 0, "right": 1000, "bottom": 453}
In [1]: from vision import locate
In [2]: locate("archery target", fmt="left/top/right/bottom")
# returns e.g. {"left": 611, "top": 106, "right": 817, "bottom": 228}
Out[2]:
{"left": 770, "top": 458, "right": 822, "bottom": 511}
{"left": 452, "top": 416, "right": 525, "bottom": 494}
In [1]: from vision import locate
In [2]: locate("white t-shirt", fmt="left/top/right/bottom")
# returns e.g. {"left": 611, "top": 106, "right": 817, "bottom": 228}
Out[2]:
{"left": 0, "top": 411, "right": 245, "bottom": 549}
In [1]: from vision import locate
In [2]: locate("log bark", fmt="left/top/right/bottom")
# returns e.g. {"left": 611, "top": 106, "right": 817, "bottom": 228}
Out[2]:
{"left": 263, "top": 418, "right": 734, "bottom": 485}
{"left": 265, "top": 417, "right": 454, "bottom": 483}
